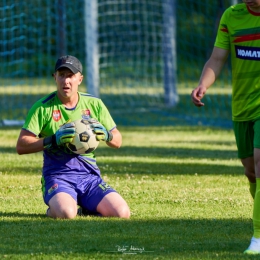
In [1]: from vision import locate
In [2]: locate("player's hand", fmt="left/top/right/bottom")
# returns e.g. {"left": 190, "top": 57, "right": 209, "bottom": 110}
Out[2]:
{"left": 89, "top": 119, "right": 113, "bottom": 142}
{"left": 191, "top": 85, "right": 207, "bottom": 107}
{"left": 43, "top": 121, "right": 76, "bottom": 149}
{"left": 55, "top": 121, "right": 76, "bottom": 145}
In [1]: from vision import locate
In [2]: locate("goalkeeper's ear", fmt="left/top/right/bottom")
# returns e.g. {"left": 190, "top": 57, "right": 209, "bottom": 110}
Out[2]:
{"left": 78, "top": 73, "right": 83, "bottom": 85}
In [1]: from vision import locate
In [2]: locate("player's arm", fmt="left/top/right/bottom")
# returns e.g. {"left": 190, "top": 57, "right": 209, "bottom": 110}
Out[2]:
{"left": 16, "top": 129, "right": 44, "bottom": 154}
{"left": 106, "top": 128, "right": 122, "bottom": 149}
{"left": 16, "top": 122, "right": 76, "bottom": 154}
{"left": 90, "top": 119, "right": 122, "bottom": 149}
{"left": 191, "top": 47, "right": 229, "bottom": 107}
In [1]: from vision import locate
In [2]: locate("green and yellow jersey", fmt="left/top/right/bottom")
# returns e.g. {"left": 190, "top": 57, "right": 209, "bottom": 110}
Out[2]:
{"left": 22, "top": 91, "right": 116, "bottom": 175}
{"left": 215, "top": 3, "right": 260, "bottom": 121}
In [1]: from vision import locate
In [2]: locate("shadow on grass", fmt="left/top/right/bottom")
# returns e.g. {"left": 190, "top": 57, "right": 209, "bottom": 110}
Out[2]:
{"left": 98, "top": 161, "right": 243, "bottom": 175}
{"left": 1, "top": 146, "right": 242, "bottom": 176}
{"left": 95, "top": 146, "right": 237, "bottom": 160}
{"left": 0, "top": 214, "right": 252, "bottom": 259}
{"left": 1, "top": 145, "right": 237, "bottom": 160}
{"left": 1, "top": 123, "right": 240, "bottom": 176}
{"left": 1, "top": 161, "right": 243, "bottom": 176}
{"left": 1, "top": 147, "right": 17, "bottom": 153}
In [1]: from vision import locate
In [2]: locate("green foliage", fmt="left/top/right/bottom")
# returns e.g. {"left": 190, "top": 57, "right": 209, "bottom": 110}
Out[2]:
{"left": 0, "top": 125, "right": 255, "bottom": 259}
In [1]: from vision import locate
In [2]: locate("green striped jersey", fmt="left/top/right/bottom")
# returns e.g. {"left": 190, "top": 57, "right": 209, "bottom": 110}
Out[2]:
{"left": 23, "top": 91, "right": 116, "bottom": 165}
{"left": 215, "top": 3, "right": 260, "bottom": 121}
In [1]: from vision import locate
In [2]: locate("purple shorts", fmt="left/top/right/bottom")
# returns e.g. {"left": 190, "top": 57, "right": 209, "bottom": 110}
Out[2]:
{"left": 41, "top": 174, "right": 116, "bottom": 213}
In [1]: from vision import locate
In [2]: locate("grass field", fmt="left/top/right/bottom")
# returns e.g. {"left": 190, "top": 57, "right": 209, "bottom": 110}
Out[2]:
{"left": 0, "top": 125, "right": 257, "bottom": 259}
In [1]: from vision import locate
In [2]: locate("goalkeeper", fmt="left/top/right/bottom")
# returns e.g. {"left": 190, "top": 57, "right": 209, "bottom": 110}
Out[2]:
{"left": 191, "top": 0, "right": 260, "bottom": 255}
{"left": 16, "top": 55, "right": 130, "bottom": 219}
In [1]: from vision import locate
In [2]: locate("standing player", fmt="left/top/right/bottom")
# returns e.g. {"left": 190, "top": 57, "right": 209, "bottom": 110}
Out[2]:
{"left": 191, "top": 0, "right": 260, "bottom": 254}
{"left": 16, "top": 55, "right": 130, "bottom": 219}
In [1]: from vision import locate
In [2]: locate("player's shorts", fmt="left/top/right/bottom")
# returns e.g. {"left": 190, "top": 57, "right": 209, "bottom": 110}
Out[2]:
{"left": 233, "top": 118, "right": 260, "bottom": 159}
{"left": 41, "top": 173, "right": 116, "bottom": 213}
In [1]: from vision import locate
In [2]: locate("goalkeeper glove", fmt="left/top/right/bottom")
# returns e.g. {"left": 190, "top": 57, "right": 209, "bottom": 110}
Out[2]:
{"left": 89, "top": 119, "right": 113, "bottom": 142}
{"left": 43, "top": 121, "right": 76, "bottom": 149}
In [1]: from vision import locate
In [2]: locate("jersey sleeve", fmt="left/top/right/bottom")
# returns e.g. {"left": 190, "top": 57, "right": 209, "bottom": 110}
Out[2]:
{"left": 214, "top": 8, "right": 230, "bottom": 50}
{"left": 96, "top": 100, "right": 116, "bottom": 131}
{"left": 22, "top": 102, "right": 46, "bottom": 137}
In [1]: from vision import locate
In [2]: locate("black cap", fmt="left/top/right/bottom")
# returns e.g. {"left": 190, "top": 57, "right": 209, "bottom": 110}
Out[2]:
{"left": 54, "top": 55, "right": 83, "bottom": 74}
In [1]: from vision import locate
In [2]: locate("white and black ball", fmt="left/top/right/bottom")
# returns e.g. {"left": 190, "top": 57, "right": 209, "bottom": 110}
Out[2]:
{"left": 67, "top": 119, "right": 99, "bottom": 154}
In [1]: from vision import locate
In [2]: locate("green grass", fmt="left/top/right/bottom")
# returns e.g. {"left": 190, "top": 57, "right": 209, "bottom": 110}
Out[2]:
{"left": 0, "top": 126, "right": 256, "bottom": 259}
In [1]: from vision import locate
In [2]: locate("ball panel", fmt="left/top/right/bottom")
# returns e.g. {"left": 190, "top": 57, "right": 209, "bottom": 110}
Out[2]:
{"left": 67, "top": 143, "right": 77, "bottom": 152}
{"left": 84, "top": 147, "right": 96, "bottom": 153}
{"left": 79, "top": 132, "right": 90, "bottom": 142}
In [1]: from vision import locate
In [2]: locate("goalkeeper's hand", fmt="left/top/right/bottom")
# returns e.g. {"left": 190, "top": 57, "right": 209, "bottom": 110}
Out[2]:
{"left": 89, "top": 119, "right": 113, "bottom": 142}
{"left": 55, "top": 121, "right": 76, "bottom": 145}
{"left": 43, "top": 121, "right": 76, "bottom": 149}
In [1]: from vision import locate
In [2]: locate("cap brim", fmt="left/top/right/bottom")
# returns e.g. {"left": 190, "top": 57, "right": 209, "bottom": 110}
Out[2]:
{"left": 55, "top": 64, "right": 79, "bottom": 74}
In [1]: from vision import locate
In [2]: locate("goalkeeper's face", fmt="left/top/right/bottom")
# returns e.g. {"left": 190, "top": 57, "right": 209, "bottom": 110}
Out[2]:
{"left": 54, "top": 68, "right": 83, "bottom": 101}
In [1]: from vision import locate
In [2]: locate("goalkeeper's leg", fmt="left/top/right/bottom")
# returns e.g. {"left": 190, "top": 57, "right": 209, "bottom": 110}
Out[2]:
{"left": 96, "top": 192, "right": 130, "bottom": 218}
{"left": 47, "top": 192, "right": 78, "bottom": 219}
{"left": 42, "top": 177, "right": 78, "bottom": 219}
{"left": 79, "top": 178, "right": 130, "bottom": 219}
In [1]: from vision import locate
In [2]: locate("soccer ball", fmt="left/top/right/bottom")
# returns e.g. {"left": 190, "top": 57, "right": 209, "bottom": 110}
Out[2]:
{"left": 67, "top": 119, "right": 99, "bottom": 154}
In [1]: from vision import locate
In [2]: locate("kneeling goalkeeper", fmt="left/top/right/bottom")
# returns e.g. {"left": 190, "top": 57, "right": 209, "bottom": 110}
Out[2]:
{"left": 16, "top": 55, "right": 130, "bottom": 219}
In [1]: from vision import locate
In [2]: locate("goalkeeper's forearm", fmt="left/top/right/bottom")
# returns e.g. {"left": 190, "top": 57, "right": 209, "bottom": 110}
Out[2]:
{"left": 106, "top": 128, "right": 122, "bottom": 149}
{"left": 16, "top": 130, "right": 46, "bottom": 155}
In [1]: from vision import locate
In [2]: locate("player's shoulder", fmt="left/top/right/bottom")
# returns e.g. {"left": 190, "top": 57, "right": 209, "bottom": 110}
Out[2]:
{"left": 28, "top": 91, "right": 57, "bottom": 113}
{"left": 220, "top": 3, "right": 248, "bottom": 24}
{"left": 224, "top": 3, "right": 247, "bottom": 15}
{"left": 78, "top": 92, "right": 103, "bottom": 105}
{"left": 35, "top": 91, "right": 57, "bottom": 106}
{"left": 78, "top": 91, "right": 100, "bottom": 100}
